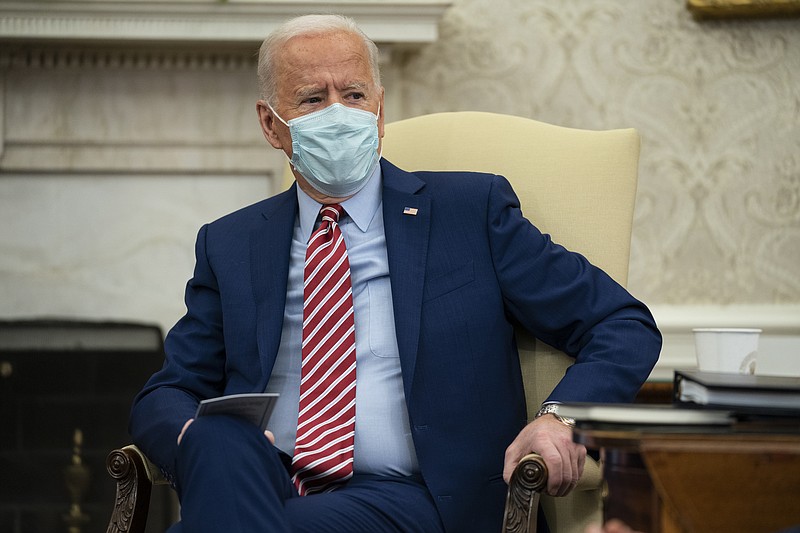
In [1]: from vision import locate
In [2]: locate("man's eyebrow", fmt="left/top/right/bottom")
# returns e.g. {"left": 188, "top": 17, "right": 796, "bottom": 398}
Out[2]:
{"left": 294, "top": 86, "right": 324, "bottom": 99}
{"left": 343, "top": 81, "right": 370, "bottom": 91}
{"left": 292, "top": 81, "right": 372, "bottom": 101}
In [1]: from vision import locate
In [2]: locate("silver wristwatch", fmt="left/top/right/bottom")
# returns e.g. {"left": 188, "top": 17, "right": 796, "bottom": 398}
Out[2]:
{"left": 534, "top": 403, "right": 576, "bottom": 428}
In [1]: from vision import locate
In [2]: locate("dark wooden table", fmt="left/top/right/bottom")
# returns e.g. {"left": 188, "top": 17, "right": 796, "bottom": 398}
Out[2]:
{"left": 574, "top": 422, "right": 800, "bottom": 533}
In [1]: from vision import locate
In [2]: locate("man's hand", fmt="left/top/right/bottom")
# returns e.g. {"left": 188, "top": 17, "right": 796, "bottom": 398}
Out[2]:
{"left": 176, "top": 418, "right": 276, "bottom": 445}
{"left": 503, "top": 414, "right": 586, "bottom": 496}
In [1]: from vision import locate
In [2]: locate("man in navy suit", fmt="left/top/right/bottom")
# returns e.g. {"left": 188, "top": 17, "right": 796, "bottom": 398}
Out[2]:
{"left": 130, "top": 13, "right": 661, "bottom": 533}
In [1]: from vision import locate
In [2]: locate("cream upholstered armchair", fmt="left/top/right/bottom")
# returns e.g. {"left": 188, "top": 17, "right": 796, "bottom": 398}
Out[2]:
{"left": 380, "top": 111, "right": 640, "bottom": 533}
{"left": 106, "top": 112, "right": 640, "bottom": 533}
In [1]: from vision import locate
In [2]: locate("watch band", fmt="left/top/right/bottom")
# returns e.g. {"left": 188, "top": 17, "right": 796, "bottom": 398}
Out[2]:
{"left": 534, "top": 403, "right": 576, "bottom": 428}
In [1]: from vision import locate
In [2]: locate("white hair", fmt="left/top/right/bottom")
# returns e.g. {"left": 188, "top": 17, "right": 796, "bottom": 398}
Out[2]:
{"left": 257, "top": 14, "right": 382, "bottom": 105}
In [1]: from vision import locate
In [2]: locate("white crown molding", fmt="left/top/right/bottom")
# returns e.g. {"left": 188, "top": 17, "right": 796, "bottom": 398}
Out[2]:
{"left": 650, "top": 304, "right": 800, "bottom": 335}
{"left": 0, "top": 2, "right": 450, "bottom": 175}
{"left": 0, "top": 1, "right": 452, "bottom": 46}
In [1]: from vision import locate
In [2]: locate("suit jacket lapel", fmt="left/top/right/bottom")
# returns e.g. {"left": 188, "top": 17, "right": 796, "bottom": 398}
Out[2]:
{"left": 250, "top": 185, "right": 298, "bottom": 390}
{"left": 381, "top": 159, "right": 431, "bottom": 400}
{"left": 249, "top": 167, "right": 430, "bottom": 398}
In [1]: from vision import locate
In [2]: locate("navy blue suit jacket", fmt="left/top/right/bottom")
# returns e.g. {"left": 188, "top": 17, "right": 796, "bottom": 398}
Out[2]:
{"left": 130, "top": 159, "right": 661, "bottom": 532}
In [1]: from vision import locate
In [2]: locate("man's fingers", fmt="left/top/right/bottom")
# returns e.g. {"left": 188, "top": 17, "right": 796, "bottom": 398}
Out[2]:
{"left": 553, "top": 443, "right": 586, "bottom": 496}
{"left": 264, "top": 430, "right": 275, "bottom": 444}
{"left": 544, "top": 438, "right": 586, "bottom": 496}
{"left": 504, "top": 416, "right": 587, "bottom": 496}
{"left": 502, "top": 438, "right": 527, "bottom": 483}
{"left": 502, "top": 456, "right": 516, "bottom": 484}
{"left": 543, "top": 446, "right": 568, "bottom": 496}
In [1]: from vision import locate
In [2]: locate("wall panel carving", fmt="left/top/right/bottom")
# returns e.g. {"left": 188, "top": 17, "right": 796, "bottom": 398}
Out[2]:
{"left": 0, "top": 45, "right": 272, "bottom": 174}
{"left": 399, "top": 0, "right": 800, "bottom": 305}
{"left": 0, "top": 3, "right": 449, "bottom": 331}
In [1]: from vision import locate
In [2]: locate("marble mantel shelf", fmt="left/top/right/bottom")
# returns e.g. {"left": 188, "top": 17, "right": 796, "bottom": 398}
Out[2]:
{"left": 0, "top": 0, "right": 453, "bottom": 46}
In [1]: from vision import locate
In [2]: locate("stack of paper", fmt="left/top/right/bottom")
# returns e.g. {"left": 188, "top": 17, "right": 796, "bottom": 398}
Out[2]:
{"left": 674, "top": 370, "right": 800, "bottom": 416}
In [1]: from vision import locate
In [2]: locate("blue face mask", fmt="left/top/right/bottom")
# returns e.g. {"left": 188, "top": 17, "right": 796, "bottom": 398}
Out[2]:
{"left": 271, "top": 103, "right": 381, "bottom": 198}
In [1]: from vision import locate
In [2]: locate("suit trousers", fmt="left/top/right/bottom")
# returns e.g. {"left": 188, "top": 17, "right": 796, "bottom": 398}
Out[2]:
{"left": 169, "top": 415, "right": 445, "bottom": 533}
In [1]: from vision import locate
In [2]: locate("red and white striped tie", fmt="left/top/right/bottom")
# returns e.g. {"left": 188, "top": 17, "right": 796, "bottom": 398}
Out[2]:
{"left": 291, "top": 204, "right": 357, "bottom": 496}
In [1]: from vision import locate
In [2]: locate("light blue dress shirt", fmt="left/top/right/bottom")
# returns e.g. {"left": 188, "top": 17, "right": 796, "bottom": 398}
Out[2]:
{"left": 266, "top": 163, "right": 420, "bottom": 477}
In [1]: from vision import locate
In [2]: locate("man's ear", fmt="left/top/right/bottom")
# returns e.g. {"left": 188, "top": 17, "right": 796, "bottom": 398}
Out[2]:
{"left": 377, "top": 87, "right": 386, "bottom": 140}
{"left": 256, "top": 100, "right": 284, "bottom": 150}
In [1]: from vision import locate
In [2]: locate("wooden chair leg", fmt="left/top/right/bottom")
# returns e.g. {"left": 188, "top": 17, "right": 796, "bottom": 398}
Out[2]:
{"left": 106, "top": 446, "right": 153, "bottom": 533}
{"left": 502, "top": 453, "right": 548, "bottom": 533}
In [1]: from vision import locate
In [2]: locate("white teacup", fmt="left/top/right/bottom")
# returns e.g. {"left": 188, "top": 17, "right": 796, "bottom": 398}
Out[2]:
{"left": 692, "top": 328, "right": 761, "bottom": 374}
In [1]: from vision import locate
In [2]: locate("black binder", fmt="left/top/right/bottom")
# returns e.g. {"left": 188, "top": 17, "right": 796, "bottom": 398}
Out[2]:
{"left": 674, "top": 369, "right": 800, "bottom": 416}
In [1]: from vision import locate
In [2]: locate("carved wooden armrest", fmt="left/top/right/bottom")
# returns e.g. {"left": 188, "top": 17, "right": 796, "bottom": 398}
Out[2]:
{"left": 502, "top": 453, "right": 548, "bottom": 533}
{"left": 106, "top": 445, "right": 167, "bottom": 533}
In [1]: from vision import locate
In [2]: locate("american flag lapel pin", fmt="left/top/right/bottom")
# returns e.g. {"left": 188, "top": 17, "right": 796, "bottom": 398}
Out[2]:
{"left": 403, "top": 206, "right": 419, "bottom": 216}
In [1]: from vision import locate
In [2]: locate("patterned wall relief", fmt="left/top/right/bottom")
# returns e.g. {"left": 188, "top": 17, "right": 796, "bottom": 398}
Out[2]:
{"left": 399, "top": 0, "right": 800, "bottom": 304}
{"left": 1, "top": 0, "right": 798, "bottom": 332}
{"left": 0, "top": 54, "right": 277, "bottom": 330}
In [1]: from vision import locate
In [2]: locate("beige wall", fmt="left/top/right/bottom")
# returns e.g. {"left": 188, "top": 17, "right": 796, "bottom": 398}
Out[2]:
{"left": 1, "top": 0, "right": 798, "bottom": 342}
{"left": 395, "top": 0, "right": 800, "bottom": 306}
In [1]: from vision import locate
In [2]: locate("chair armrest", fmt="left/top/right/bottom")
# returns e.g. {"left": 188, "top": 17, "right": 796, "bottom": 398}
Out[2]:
{"left": 501, "top": 452, "right": 603, "bottom": 533}
{"left": 502, "top": 453, "right": 548, "bottom": 533}
{"left": 106, "top": 445, "right": 165, "bottom": 533}
{"left": 576, "top": 455, "right": 602, "bottom": 492}
{"left": 104, "top": 445, "right": 600, "bottom": 533}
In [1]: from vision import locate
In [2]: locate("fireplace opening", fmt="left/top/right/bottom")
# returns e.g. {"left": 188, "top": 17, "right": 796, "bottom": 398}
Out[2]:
{"left": 0, "top": 319, "right": 175, "bottom": 533}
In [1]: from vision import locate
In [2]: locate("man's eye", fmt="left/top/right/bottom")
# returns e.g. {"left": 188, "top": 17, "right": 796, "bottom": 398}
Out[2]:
{"left": 348, "top": 93, "right": 365, "bottom": 100}
{"left": 304, "top": 97, "right": 322, "bottom": 104}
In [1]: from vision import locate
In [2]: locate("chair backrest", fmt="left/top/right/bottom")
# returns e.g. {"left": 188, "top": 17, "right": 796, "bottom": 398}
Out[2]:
{"left": 382, "top": 111, "right": 638, "bottom": 285}
{"left": 381, "top": 110, "right": 639, "bottom": 396}
{"left": 381, "top": 111, "right": 640, "bottom": 532}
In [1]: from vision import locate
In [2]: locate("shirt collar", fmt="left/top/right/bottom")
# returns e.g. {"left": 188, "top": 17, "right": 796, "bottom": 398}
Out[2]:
{"left": 296, "top": 161, "right": 383, "bottom": 242}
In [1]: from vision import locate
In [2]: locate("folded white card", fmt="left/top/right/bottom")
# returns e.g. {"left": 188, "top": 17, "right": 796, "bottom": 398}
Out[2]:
{"left": 195, "top": 393, "right": 279, "bottom": 431}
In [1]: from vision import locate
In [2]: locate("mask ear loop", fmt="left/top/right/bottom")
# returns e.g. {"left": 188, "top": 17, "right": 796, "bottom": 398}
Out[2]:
{"left": 265, "top": 103, "right": 297, "bottom": 175}
{"left": 375, "top": 103, "right": 384, "bottom": 161}
{"left": 267, "top": 103, "right": 290, "bottom": 127}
